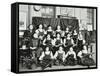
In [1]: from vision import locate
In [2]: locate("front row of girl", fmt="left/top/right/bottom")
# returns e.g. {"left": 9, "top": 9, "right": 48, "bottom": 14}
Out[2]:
{"left": 38, "top": 45, "right": 95, "bottom": 70}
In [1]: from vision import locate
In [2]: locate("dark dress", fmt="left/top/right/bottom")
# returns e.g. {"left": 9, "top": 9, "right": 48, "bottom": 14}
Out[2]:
{"left": 77, "top": 39, "right": 83, "bottom": 51}
{"left": 65, "top": 54, "right": 76, "bottom": 66}
{"left": 56, "top": 39, "right": 61, "bottom": 45}
{"left": 72, "top": 34, "right": 78, "bottom": 54}
{"left": 55, "top": 52, "right": 64, "bottom": 65}
{"left": 29, "top": 38, "right": 39, "bottom": 48}
{"left": 38, "top": 29, "right": 44, "bottom": 37}
{"left": 23, "top": 30, "right": 34, "bottom": 39}
{"left": 23, "top": 30, "right": 34, "bottom": 48}
{"left": 40, "top": 52, "right": 52, "bottom": 69}
{"left": 42, "top": 38, "right": 52, "bottom": 51}
{"left": 55, "top": 39, "right": 62, "bottom": 51}
{"left": 65, "top": 39, "right": 73, "bottom": 53}
{"left": 78, "top": 53, "right": 95, "bottom": 66}
{"left": 72, "top": 34, "right": 78, "bottom": 44}
{"left": 61, "top": 36, "right": 65, "bottom": 44}
{"left": 45, "top": 39, "right": 52, "bottom": 47}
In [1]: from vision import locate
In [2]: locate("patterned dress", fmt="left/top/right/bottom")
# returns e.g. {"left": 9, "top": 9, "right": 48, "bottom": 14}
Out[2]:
{"left": 40, "top": 51, "right": 52, "bottom": 69}
{"left": 78, "top": 53, "right": 95, "bottom": 66}
{"left": 65, "top": 39, "right": 73, "bottom": 53}
{"left": 38, "top": 29, "right": 44, "bottom": 37}
{"left": 56, "top": 52, "right": 64, "bottom": 65}
{"left": 55, "top": 39, "right": 62, "bottom": 51}
{"left": 77, "top": 39, "right": 83, "bottom": 51}
{"left": 65, "top": 54, "right": 76, "bottom": 66}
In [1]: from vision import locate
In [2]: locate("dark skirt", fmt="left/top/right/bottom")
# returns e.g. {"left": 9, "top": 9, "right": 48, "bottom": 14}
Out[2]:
{"left": 77, "top": 40, "right": 83, "bottom": 51}
{"left": 52, "top": 46, "right": 57, "bottom": 55}
{"left": 40, "top": 54, "right": 53, "bottom": 70}
{"left": 40, "top": 59, "right": 53, "bottom": 70}
{"left": 55, "top": 57, "right": 64, "bottom": 65}
{"left": 64, "top": 55, "right": 77, "bottom": 66}
{"left": 78, "top": 54, "right": 95, "bottom": 66}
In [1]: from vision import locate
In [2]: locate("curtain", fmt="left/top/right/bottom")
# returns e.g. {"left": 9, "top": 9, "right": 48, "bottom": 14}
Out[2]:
{"left": 32, "top": 17, "right": 79, "bottom": 32}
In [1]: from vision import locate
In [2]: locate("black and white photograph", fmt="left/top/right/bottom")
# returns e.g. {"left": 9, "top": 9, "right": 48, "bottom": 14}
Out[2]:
{"left": 13, "top": 3, "right": 97, "bottom": 72}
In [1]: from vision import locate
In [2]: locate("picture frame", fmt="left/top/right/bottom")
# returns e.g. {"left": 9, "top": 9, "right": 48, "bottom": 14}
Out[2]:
{"left": 11, "top": 2, "right": 98, "bottom": 73}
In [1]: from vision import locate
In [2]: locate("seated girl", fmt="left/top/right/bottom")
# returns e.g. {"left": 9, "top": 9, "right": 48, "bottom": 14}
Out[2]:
{"left": 29, "top": 33, "right": 39, "bottom": 50}
{"left": 39, "top": 47, "right": 54, "bottom": 70}
{"left": 43, "top": 34, "right": 52, "bottom": 47}
{"left": 71, "top": 30, "right": 78, "bottom": 54}
{"left": 51, "top": 38, "right": 56, "bottom": 55}
{"left": 64, "top": 34, "right": 74, "bottom": 53}
{"left": 55, "top": 33, "right": 63, "bottom": 51}
{"left": 35, "top": 24, "right": 45, "bottom": 40}
{"left": 77, "top": 34, "right": 86, "bottom": 54}
{"left": 77, "top": 46, "right": 95, "bottom": 66}
{"left": 29, "top": 33, "right": 43, "bottom": 66}
{"left": 72, "top": 30, "right": 78, "bottom": 44}
{"left": 54, "top": 46, "right": 65, "bottom": 65}
{"left": 28, "top": 33, "right": 39, "bottom": 64}
{"left": 65, "top": 27, "right": 69, "bottom": 37}
{"left": 46, "top": 25, "right": 54, "bottom": 38}
{"left": 56, "top": 25, "right": 62, "bottom": 36}
{"left": 23, "top": 24, "right": 34, "bottom": 39}
{"left": 64, "top": 47, "right": 77, "bottom": 66}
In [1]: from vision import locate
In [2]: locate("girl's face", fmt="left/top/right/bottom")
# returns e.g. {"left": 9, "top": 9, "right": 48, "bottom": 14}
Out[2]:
{"left": 39, "top": 24, "right": 43, "bottom": 29}
{"left": 66, "top": 27, "right": 69, "bottom": 31}
{"left": 46, "top": 47, "right": 49, "bottom": 51}
{"left": 70, "top": 47, "right": 73, "bottom": 51}
{"left": 48, "top": 26, "right": 52, "bottom": 30}
{"left": 29, "top": 25, "right": 33, "bottom": 30}
{"left": 59, "top": 47, "right": 63, "bottom": 51}
{"left": 57, "top": 26, "right": 60, "bottom": 30}
{"left": 47, "top": 34, "right": 50, "bottom": 38}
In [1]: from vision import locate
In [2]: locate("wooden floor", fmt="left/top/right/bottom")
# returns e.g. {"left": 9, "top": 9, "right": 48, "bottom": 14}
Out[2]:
{"left": 19, "top": 64, "right": 96, "bottom": 72}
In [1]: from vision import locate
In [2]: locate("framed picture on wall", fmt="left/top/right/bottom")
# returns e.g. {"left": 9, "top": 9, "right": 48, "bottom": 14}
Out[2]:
{"left": 11, "top": 2, "right": 98, "bottom": 73}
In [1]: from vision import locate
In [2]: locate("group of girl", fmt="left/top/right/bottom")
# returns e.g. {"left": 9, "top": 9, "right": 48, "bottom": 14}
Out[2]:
{"left": 19, "top": 24, "right": 95, "bottom": 70}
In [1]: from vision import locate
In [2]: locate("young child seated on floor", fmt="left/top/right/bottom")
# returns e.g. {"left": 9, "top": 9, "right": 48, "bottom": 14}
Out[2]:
{"left": 54, "top": 46, "right": 65, "bottom": 65}
{"left": 64, "top": 47, "right": 77, "bottom": 66}
{"left": 39, "top": 47, "right": 54, "bottom": 70}
{"left": 77, "top": 45, "right": 95, "bottom": 66}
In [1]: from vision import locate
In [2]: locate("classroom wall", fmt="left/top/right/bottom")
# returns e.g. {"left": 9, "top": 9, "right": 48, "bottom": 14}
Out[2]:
{"left": 19, "top": 5, "right": 96, "bottom": 31}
